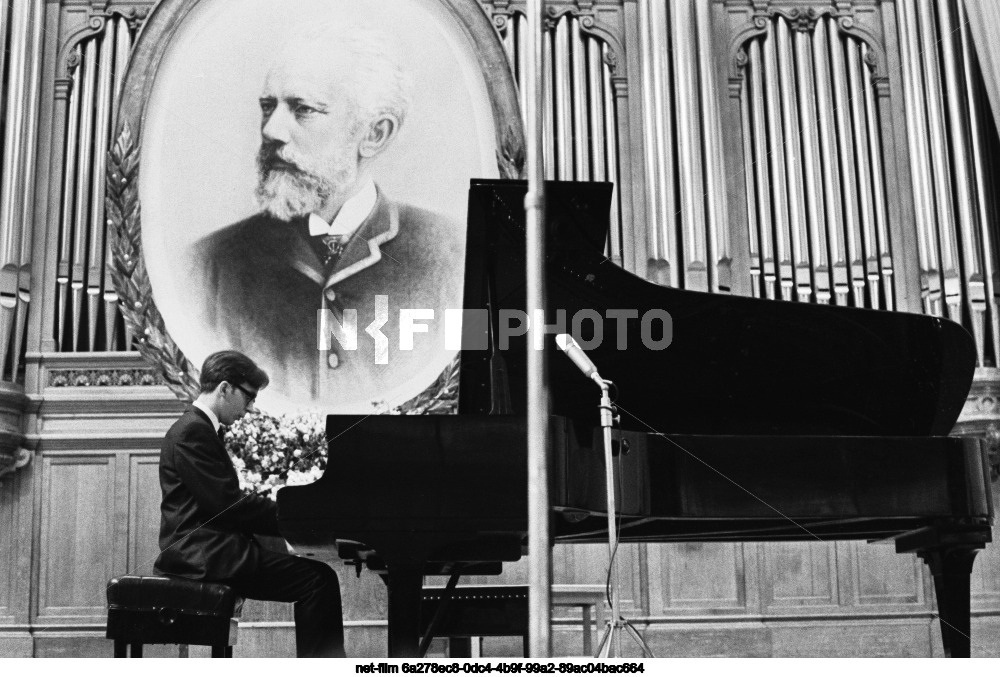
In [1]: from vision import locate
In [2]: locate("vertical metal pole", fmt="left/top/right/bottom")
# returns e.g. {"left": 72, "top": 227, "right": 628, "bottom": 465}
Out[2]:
{"left": 599, "top": 382, "right": 621, "bottom": 657}
{"left": 526, "top": 0, "right": 551, "bottom": 659}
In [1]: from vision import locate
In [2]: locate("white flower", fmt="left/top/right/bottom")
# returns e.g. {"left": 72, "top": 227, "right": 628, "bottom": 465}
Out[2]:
{"left": 224, "top": 410, "right": 328, "bottom": 495}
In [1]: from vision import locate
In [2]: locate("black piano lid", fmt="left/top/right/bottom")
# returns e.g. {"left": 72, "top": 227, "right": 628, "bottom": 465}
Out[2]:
{"left": 459, "top": 179, "right": 976, "bottom": 437}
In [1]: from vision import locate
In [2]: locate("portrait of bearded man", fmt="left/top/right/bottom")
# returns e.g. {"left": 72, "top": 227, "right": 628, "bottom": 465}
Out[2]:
{"left": 194, "top": 22, "right": 464, "bottom": 407}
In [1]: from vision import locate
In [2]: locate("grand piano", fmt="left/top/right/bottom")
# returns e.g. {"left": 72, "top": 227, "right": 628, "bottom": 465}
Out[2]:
{"left": 277, "top": 180, "right": 995, "bottom": 658}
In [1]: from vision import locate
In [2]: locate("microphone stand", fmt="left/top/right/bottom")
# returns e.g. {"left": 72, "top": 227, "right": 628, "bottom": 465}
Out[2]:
{"left": 593, "top": 378, "right": 654, "bottom": 658}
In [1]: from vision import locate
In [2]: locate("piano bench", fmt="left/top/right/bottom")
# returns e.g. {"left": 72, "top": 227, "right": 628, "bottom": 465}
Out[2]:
{"left": 420, "top": 584, "right": 607, "bottom": 657}
{"left": 106, "top": 575, "right": 243, "bottom": 658}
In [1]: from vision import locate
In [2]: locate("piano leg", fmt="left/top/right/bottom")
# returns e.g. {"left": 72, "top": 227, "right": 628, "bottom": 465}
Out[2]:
{"left": 896, "top": 526, "right": 990, "bottom": 658}
{"left": 386, "top": 565, "right": 425, "bottom": 658}
{"left": 918, "top": 547, "right": 980, "bottom": 658}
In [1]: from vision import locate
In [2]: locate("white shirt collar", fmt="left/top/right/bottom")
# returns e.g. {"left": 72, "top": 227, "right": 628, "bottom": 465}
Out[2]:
{"left": 308, "top": 180, "right": 377, "bottom": 237}
{"left": 193, "top": 399, "right": 221, "bottom": 433}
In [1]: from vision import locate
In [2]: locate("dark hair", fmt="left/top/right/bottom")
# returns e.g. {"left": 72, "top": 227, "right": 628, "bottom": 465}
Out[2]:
{"left": 199, "top": 351, "right": 270, "bottom": 393}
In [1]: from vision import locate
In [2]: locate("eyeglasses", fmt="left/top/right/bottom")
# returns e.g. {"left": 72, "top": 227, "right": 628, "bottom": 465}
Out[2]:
{"left": 231, "top": 382, "right": 258, "bottom": 405}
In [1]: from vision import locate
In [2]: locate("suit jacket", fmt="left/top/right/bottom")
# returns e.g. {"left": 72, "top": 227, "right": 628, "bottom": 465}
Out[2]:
{"left": 195, "top": 187, "right": 463, "bottom": 406}
{"left": 154, "top": 406, "right": 280, "bottom": 581}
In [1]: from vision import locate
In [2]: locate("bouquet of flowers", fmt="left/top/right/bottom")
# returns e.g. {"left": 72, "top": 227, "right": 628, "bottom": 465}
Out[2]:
{"left": 223, "top": 411, "right": 327, "bottom": 500}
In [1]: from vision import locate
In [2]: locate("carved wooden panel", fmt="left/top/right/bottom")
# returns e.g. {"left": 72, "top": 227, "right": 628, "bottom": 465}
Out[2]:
{"left": 770, "top": 622, "right": 932, "bottom": 657}
{"left": 761, "top": 542, "right": 839, "bottom": 610}
{"left": 554, "top": 543, "right": 604, "bottom": 584}
{"left": 552, "top": 542, "right": 640, "bottom": 613}
{"left": 37, "top": 455, "right": 116, "bottom": 620}
{"left": 971, "top": 483, "right": 1000, "bottom": 607}
{"left": 845, "top": 541, "right": 924, "bottom": 607}
{"left": 652, "top": 542, "right": 747, "bottom": 612}
{"left": 0, "top": 474, "right": 17, "bottom": 623}
{"left": 127, "top": 455, "right": 159, "bottom": 575}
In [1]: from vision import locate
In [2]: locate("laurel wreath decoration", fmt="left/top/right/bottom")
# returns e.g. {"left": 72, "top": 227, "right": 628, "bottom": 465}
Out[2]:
{"left": 106, "top": 122, "right": 462, "bottom": 413}
{"left": 107, "top": 123, "right": 201, "bottom": 403}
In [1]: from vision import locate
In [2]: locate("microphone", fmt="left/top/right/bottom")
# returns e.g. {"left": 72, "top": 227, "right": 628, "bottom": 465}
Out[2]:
{"left": 555, "top": 333, "right": 603, "bottom": 385}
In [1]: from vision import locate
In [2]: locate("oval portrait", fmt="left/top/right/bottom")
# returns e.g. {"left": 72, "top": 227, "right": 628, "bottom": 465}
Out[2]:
{"left": 117, "top": 0, "right": 522, "bottom": 414}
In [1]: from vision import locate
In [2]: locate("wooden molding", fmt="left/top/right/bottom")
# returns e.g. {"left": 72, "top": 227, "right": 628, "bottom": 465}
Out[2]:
{"left": 0, "top": 382, "right": 30, "bottom": 480}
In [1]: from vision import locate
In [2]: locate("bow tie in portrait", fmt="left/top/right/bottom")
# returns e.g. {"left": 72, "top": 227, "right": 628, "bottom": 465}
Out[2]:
{"left": 319, "top": 234, "right": 347, "bottom": 266}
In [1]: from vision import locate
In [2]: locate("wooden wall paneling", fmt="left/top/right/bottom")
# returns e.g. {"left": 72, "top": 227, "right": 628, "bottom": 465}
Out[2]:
{"left": 615, "top": 543, "right": 642, "bottom": 614}
{"left": 650, "top": 542, "right": 748, "bottom": 614}
{"left": 0, "top": 464, "right": 34, "bottom": 649}
{"left": 553, "top": 543, "right": 602, "bottom": 588}
{"left": 36, "top": 453, "right": 116, "bottom": 622}
{"left": 551, "top": 542, "right": 640, "bottom": 614}
{"left": 1, "top": 475, "right": 18, "bottom": 624}
{"left": 112, "top": 450, "right": 130, "bottom": 582}
{"left": 0, "top": 468, "right": 32, "bottom": 655}
{"left": 119, "top": 454, "right": 187, "bottom": 657}
{"left": 971, "top": 538, "right": 1000, "bottom": 607}
{"left": 741, "top": 542, "right": 763, "bottom": 615}
{"left": 550, "top": 547, "right": 591, "bottom": 655}
{"left": 769, "top": 619, "right": 934, "bottom": 658}
{"left": 641, "top": 539, "right": 664, "bottom": 617}
{"left": 970, "top": 480, "right": 1000, "bottom": 609}
{"left": 126, "top": 454, "right": 159, "bottom": 576}
{"left": 760, "top": 542, "right": 839, "bottom": 612}
{"left": 640, "top": 542, "right": 768, "bottom": 658}
{"left": 840, "top": 541, "right": 925, "bottom": 609}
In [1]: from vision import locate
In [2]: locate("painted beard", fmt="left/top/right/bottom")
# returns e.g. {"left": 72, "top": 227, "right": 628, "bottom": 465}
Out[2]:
{"left": 254, "top": 144, "right": 357, "bottom": 222}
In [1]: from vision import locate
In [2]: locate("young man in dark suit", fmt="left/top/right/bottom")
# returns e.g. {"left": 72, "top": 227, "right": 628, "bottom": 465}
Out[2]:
{"left": 154, "top": 350, "right": 345, "bottom": 657}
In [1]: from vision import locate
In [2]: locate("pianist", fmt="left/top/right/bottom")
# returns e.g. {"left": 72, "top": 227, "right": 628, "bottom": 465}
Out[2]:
{"left": 154, "top": 350, "right": 345, "bottom": 657}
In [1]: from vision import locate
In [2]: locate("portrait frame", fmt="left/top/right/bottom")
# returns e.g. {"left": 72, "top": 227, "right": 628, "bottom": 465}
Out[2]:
{"left": 108, "top": 0, "right": 525, "bottom": 409}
